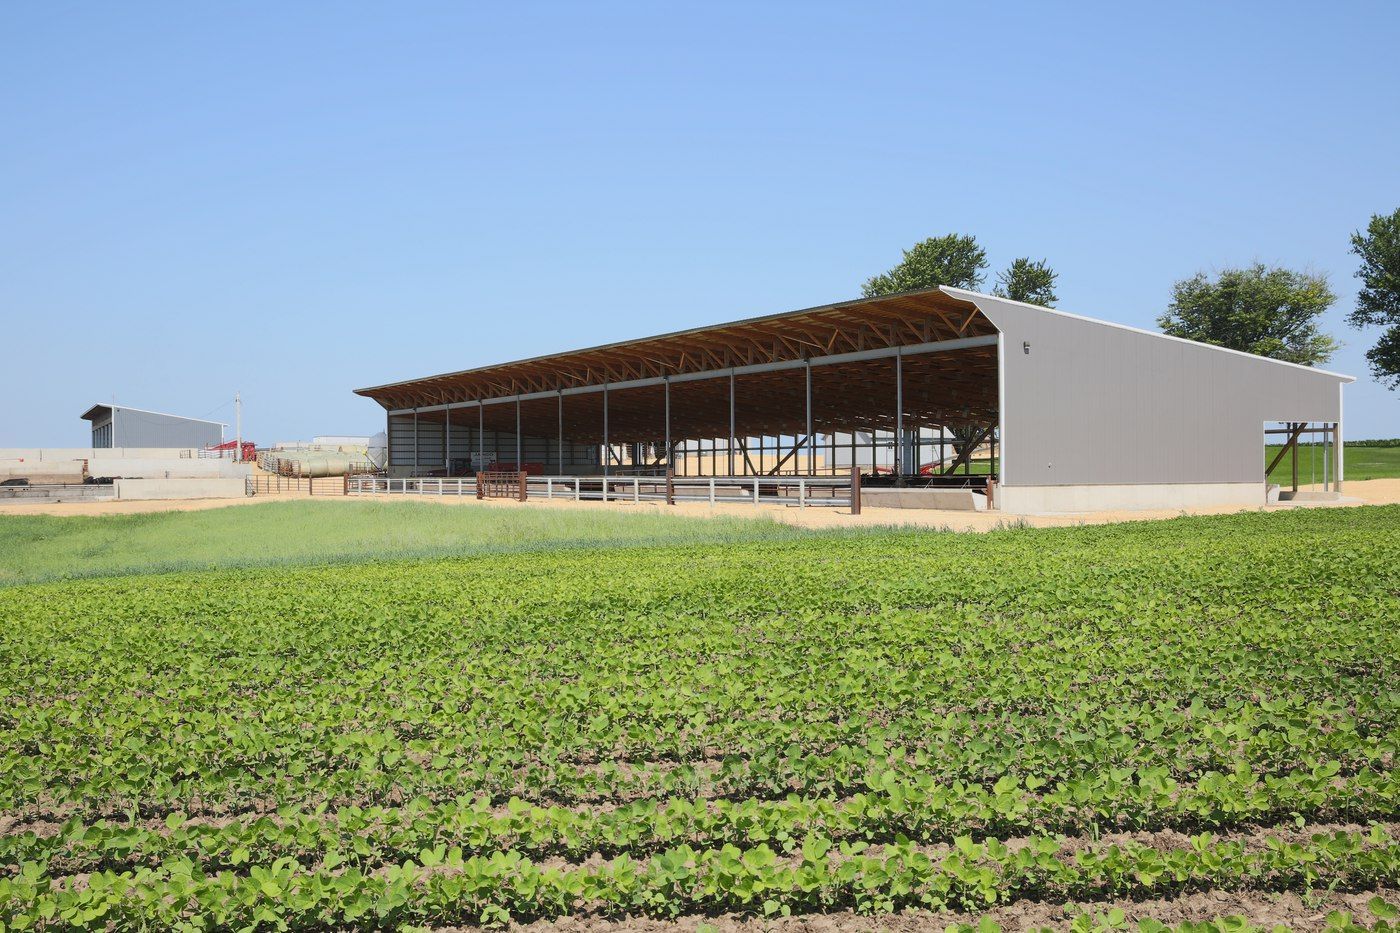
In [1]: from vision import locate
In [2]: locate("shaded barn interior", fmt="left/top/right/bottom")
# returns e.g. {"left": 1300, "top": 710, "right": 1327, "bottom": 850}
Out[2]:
{"left": 360, "top": 290, "right": 1001, "bottom": 485}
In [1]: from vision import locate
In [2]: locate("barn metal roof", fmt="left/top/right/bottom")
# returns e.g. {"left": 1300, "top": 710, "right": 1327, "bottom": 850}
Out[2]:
{"left": 354, "top": 287, "right": 992, "bottom": 410}
{"left": 80, "top": 404, "right": 228, "bottom": 427}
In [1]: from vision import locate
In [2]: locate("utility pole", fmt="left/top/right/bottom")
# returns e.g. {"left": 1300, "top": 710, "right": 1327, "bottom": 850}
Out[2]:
{"left": 235, "top": 391, "right": 243, "bottom": 461}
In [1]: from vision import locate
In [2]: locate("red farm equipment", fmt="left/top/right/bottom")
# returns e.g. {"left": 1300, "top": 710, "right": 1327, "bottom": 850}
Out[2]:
{"left": 206, "top": 440, "right": 256, "bottom": 462}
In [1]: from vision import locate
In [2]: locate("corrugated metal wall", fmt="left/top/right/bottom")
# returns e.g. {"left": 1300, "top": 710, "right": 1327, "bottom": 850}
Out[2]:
{"left": 964, "top": 292, "right": 1347, "bottom": 487}
{"left": 90, "top": 416, "right": 114, "bottom": 448}
{"left": 387, "top": 413, "right": 597, "bottom": 473}
{"left": 112, "top": 409, "right": 223, "bottom": 449}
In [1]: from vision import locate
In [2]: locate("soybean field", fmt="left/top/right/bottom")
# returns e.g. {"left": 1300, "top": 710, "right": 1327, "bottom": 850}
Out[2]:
{"left": 2, "top": 506, "right": 1398, "bottom": 931}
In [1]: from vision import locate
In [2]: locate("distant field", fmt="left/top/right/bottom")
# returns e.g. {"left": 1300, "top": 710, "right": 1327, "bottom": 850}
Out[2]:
{"left": 1, "top": 507, "right": 1397, "bottom": 929}
{"left": 0, "top": 499, "right": 805, "bottom": 586}
{"left": 1265, "top": 442, "right": 1400, "bottom": 483}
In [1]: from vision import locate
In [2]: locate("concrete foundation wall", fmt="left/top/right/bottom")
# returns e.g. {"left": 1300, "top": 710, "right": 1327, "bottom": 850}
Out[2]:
{"left": 861, "top": 488, "right": 988, "bottom": 511}
{"left": 113, "top": 478, "right": 249, "bottom": 500}
{"left": 997, "top": 482, "right": 1266, "bottom": 513}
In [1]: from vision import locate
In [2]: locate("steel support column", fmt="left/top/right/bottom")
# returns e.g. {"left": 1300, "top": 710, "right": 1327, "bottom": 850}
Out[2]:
{"left": 664, "top": 378, "right": 671, "bottom": 477}
{"left": 894, "top": 350, "right": 904, "bottom": 486}
{"left": 413, "top": 409, "right": 419, "bottom": 476}
{"left": 1335, "top": 414, "right": 1344, "bottom": 495}
{"left": 515, "top": 398, "right": 522, "bottom": 469}
{"left": 728, "top": 371, "right": 735, "bottom": 476}
{"left": 557, "top": 392, "right": 564, "bottom": 475}
{"left": 805, "top": 360, "right": 813, "bottom": 476}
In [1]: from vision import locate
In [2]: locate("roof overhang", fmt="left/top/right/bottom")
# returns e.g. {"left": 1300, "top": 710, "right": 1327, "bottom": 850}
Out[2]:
{"left": 79, "top": 404, "right": 228, "bottom": 426}
{"left": 354, "top": 287, "right": 992, "bottom": 410}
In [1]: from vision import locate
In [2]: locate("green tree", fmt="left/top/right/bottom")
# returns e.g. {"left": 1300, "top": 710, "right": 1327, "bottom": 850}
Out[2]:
{"left": 1348, "top": 207, "right": 1400, "bottom": 389}
{"left": 1157, "top": 264, "right": 1338, "bottom": 366}
{"left": 993, "top": 257, "right": 1058, "bottom": 306}
{"left": 861, "top": 234, "right": 988, "bottom": 297}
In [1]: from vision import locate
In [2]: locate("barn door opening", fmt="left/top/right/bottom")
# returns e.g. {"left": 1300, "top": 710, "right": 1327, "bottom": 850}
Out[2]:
{"left": 1264, "top": 421, "right": 1339, "bottom": 501}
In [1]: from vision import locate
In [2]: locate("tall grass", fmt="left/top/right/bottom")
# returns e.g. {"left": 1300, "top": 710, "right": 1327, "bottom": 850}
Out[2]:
{"left": 0, "top": 500, "right": 810, "bottom": 586}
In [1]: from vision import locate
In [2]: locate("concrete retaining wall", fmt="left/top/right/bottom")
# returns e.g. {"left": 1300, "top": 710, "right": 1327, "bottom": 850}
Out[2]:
{"left": 0, "top": 455, "right": 250, "bottom": 480}
{"left": 997, "top": 482, "right": 1265, "bottom": 513}
{"left": 0, "top": 484, "right": 114, "bottom": 501}
{"left": 113, "top": 478, "right": 249, "bottom": 500}
{"left": 87, "top": 460, "right": 250, "bottom": 479}
{"left": 861, "top": 488, "right": 988, "bottom": 511}
{"left": 0, "top": 460, "right": 87, "bottom": 484}
{"left": 0, "top": 447, "right": 208, "bottom": 460}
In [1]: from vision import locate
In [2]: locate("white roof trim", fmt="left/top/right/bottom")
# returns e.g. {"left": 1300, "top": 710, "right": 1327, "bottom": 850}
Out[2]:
{"left": 942, "top": 286, "right": 1356, "bottom": 384}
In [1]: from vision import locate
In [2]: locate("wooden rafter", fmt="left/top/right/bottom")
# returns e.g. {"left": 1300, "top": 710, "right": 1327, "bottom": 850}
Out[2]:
{"left": 358, "top": 289, "right": 995, "bottom": 412}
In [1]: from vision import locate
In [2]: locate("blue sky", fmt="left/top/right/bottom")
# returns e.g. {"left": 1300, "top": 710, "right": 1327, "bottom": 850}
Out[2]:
{"left": 3, "top": 1, "right": 1397, "bottom": 444}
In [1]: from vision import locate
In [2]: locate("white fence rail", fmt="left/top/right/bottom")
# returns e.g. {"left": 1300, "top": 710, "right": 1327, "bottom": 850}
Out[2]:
{"left": 347, "top": 474, "right": 854, "bottom": 507}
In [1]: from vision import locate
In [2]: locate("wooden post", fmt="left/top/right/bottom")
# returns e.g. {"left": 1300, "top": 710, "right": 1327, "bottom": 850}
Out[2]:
{"left": 1266, "top": 423, "right": 1306, "bottom": 489}
{"left": 476, "top": 471, "right": 485, "bottom": 500}
{"left": 666, "top": 468, "right": 675, "bottom": 506}
{"left": 343, "top": 473, "right": 349, "bottom": 496}
{"left": 1291, "top": 422, "right": 1299, "bottom": 493}
{"left": 518, "top": 470, "right": 528, "bottom": 502}
{"left": 850, "top": 465, "right": 862, "bottom": 515}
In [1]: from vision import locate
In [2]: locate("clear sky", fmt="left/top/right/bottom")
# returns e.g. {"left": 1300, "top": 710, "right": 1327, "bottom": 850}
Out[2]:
{"left": 3, "top": 1, "right": 1398, "bottom": 445}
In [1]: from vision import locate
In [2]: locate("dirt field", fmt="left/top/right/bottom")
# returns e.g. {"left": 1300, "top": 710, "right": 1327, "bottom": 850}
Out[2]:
{"left": 3, "top": 478, "right": 1397, "bottom": 530}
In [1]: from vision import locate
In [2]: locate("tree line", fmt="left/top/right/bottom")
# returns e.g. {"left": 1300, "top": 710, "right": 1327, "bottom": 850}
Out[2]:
{"left": 861, "top": 209, "right": 1400, "bottom": 389}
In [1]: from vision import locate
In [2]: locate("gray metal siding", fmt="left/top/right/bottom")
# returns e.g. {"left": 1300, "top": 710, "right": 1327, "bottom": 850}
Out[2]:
{"left": 90, "top": 417, "right": 114, "bottom": 448}
{"left": 388, "top": 412, "right": 598, "bottom": 472}
{"left": 963, "top": 293, "right": 1346, "bottom": 487}
{"left": 388, "top": 415, "right": 416, "bottom": 468}
{"left": 112, "top": 408, "right": 223, "bottom": 449}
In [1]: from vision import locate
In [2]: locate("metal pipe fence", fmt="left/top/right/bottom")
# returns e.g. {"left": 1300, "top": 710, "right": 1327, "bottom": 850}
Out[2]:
{"left": 246, "top": 474, "right": 348, "bottom": 496}
{"left": 347, "top": 473, "right": 855, "bottom": 507}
